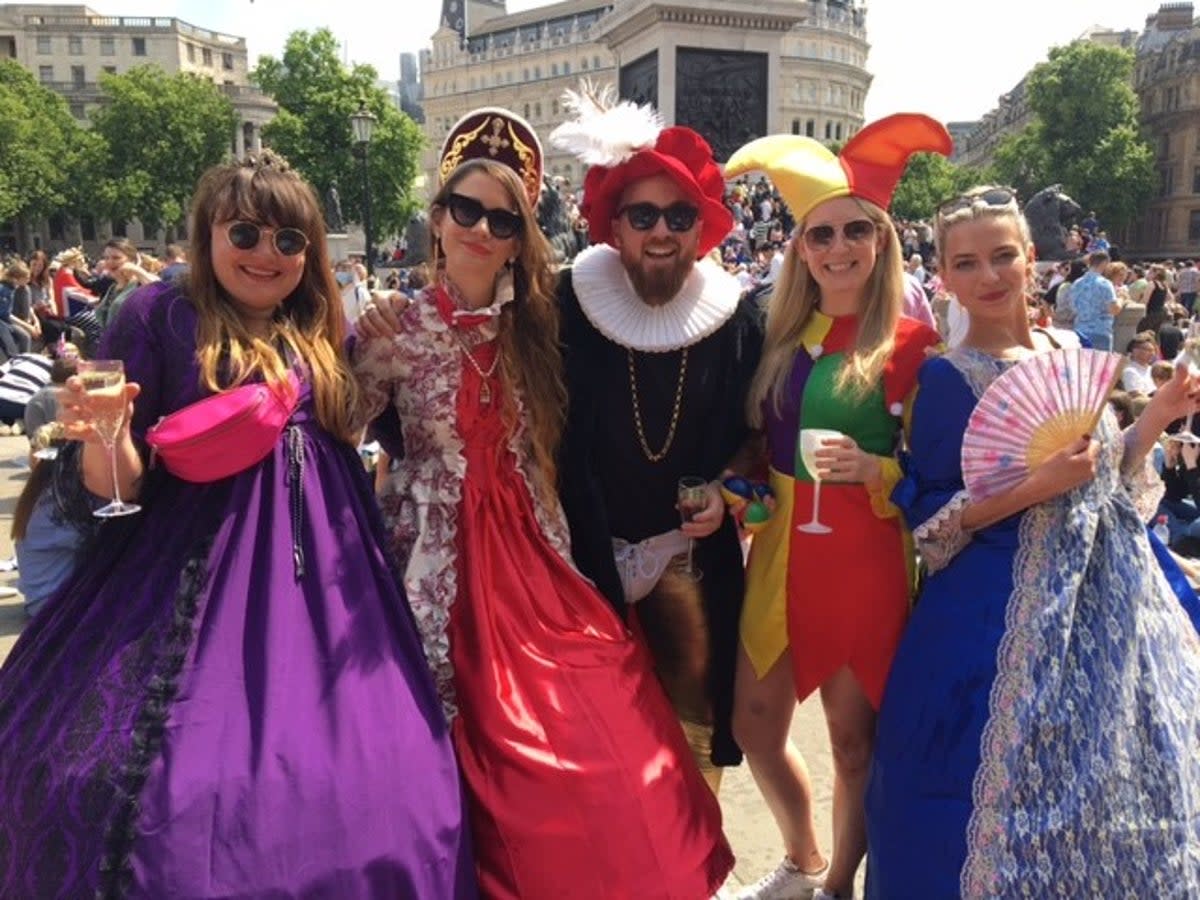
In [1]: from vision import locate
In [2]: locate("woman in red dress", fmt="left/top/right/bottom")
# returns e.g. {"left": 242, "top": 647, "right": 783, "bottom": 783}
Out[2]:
{"left": 353, "top": 108, "right": 732, "bottom": 900}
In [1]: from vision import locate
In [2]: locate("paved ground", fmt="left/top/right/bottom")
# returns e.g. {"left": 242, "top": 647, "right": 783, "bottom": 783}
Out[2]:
{"left": 0, "top": 433, "right": 862, "bottom": 896}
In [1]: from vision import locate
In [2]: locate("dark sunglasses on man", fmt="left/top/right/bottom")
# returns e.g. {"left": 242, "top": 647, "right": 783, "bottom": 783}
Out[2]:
{"left": 800, "top": 219, "right": 878, "bottom": 250}
{"left": 618, "top": 201, "right": 700, "bottom": 233}
{"left": 446, "top": 192, "right": 523, "bottom": 240}
{"left": 226, "top": 221, "right": 310, "bottom": 257}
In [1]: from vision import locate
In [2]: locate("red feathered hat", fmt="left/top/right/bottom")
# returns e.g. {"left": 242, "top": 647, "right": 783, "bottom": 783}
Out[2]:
{"left": 550, "top": 86, "right": 733, "bottom": 257}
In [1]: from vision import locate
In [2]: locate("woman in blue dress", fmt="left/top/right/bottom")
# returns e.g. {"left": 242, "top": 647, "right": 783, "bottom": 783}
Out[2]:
{"left": 865, "top": 187, "right": 1200, "bottom": 897}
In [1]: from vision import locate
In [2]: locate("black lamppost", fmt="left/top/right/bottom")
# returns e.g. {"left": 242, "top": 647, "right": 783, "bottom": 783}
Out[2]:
{"left": 350, "top": 101, "right": 378, "bottom": 279}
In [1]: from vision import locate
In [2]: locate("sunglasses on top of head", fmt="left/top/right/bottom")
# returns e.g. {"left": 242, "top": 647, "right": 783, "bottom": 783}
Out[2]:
{"left": 800, "top": 219, "right": 878, "bottom": 250}
{"left": 226, "top": 221, "right": 309, "bottom": 257}
{"left": 445, "top": 192, "right": 523, "bottom": 240}
{"left": 936, "top": 187, "right": 1017, "bottom": 218}
{"left": 618, "top": 201, "right": 700, "bottom": 233}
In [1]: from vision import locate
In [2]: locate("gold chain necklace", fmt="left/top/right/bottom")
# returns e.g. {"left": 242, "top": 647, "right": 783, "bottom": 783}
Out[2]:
{"left": 627, "top": 346, "right": 688, "bottom": 463}
{"left": 454, "top": 333, "right": 501, "bottom": 405}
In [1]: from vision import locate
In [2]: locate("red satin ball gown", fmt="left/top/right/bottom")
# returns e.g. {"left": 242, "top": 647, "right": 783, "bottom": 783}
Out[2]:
{"left": 445, "top": 333, "right": 733, "bottom": 900}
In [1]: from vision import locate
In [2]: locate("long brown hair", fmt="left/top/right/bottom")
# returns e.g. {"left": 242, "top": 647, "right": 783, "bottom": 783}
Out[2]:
{"left": 188, "top": 151, "right": 359, "bottom": 444}
{"left": 749, "top": 197, "right": 904, "bottom": 426}
{"left": 26, "top": 249, "right": 50, "bottom": 291}
{"left": 431, "top": 158, "right": 565, "bottom": 501}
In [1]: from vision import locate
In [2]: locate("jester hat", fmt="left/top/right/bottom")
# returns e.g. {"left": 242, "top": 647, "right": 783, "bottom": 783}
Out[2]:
{"left": 549, "top": 84, "right": 733, "bottom": 257}
{"left": 724, "top": 114, "right": 953, "bottom": 223}
{"left": 439, "top": 107, "right": 544, "bottom": 208}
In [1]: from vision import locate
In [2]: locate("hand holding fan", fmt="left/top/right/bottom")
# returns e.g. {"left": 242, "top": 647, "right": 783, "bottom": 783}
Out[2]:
{"left": 961, "top": 347, "right": 1124, "bottom": 502}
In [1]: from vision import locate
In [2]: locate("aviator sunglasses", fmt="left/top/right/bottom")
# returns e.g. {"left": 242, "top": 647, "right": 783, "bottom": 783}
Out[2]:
{"left": 800, "top": 219, "right": 878, "bottom": 250}
{"left": 936, "top": 187, "right": 1017, "bottom": 218}
{"left": 446, "top": 192, "right": 523, "bottom": 240}
{"left": 618, "top": 201, "right": 700, "bottom": 233}
{"left": 226, "top": 221, "right": 309, "bottom": 257}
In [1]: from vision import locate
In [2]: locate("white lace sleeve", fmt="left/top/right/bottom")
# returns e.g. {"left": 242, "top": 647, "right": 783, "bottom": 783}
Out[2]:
{"left": 1120, "top": 431, "right": 1165, "bottom": 523}
{"left": 912, "top": 489, "right": 972, "bottom": 574}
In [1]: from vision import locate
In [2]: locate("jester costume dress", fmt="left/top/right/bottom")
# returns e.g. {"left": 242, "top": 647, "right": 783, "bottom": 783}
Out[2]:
{"left": 742, "top": 311, "right": 939, "bottom": 704}
{"left": 0, "top": 284, "right": 474, "bottom": 898}
{"left": 865, "top": 348, "right": 1200, "bottom": 897}
{"left": 353, "top": 280, "right": 733, "bottom": 900}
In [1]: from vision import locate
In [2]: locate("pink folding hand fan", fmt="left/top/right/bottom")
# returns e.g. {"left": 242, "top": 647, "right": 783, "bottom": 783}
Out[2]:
{"left": 961, "top": 348, "right": 1124, "bottom": 503}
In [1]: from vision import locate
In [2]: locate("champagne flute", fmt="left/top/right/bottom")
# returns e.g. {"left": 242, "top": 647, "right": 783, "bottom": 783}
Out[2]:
{"left": 1171, "top": 322, "right": 1200, "bottom": 445}
{"left": 677, "top": 476, "right": 707, "bottom": 581}
{"left": 78, "top": 359, "right": 141, "bottom": 518}
{"left": 797, "top": 428, "right": 844, "bottom": 534}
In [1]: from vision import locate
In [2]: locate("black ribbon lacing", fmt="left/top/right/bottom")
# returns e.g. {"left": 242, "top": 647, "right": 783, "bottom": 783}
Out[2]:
{"left": 286, "top": 424, "right": 305, "bottom": 580}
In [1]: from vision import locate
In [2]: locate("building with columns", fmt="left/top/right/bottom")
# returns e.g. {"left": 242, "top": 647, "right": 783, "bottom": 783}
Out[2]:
{"left": 420, "top": 0, "right": 870, "bottom": 194}
{"left": 0, "top": 3, "right": 274, "bottom": 253}
{"left": 1129, "top": 1, "right": 1200, "bottom": 256}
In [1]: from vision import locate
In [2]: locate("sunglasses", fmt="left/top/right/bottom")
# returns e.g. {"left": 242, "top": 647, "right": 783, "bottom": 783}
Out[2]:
{"left": 618, "top": 201, "right": 700, "bottom": 233}
{"left": 446, "top": 192, "right": 523, "bottom": 239}
{"left": 800, "top": 219, "right": 877, "bottom": 250}
{"left": 936, "top": 187, "right": 1017, "bottom": 218}
{"left": 226, "top": 221, "right": 309, "bottom": 257}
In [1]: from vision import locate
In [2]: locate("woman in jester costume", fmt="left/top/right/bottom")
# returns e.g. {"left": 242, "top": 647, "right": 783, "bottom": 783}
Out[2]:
{"left": 723, "top": 115, "right": 950, "bottom": 900}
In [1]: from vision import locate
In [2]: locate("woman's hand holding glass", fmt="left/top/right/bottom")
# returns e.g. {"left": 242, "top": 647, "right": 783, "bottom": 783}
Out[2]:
{"left": 810, "top": 434, "right": 884, "bottom": 490}
{"left": 677, "top": 479, "right": 724, "bottom": 540}
{"left": 1151, "top": 362, "right": 1200, "bottom": 437}
{"left": 58, "top": 361, "right": 143, "bottom": 517}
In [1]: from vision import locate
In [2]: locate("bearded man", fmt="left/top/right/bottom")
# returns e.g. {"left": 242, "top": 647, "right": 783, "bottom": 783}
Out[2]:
{"left": 550, "top": 92, "right": 763, "bottom": 790}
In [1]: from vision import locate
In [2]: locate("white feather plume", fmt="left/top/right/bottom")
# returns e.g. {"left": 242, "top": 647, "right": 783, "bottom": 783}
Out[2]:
{"left": 549, "top": 81, "right": 663, "bottom": 168}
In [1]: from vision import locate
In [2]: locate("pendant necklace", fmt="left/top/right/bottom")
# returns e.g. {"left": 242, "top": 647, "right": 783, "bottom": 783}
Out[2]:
{"left": 455, "top": 333, "right": 501, "bottom": 405}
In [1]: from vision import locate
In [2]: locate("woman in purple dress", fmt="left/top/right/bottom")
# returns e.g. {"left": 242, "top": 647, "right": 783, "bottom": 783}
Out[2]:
{"left": 0, "top": 152, "right": 475, "bottom": 899}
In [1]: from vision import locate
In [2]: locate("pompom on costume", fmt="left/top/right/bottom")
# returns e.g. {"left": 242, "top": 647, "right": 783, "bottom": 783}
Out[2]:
{"left": 724, "top": 115, "right": 950, "bottom": 705}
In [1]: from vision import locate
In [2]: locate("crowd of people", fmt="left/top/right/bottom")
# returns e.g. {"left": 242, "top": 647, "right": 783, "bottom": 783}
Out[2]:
{"left": 0, "top": 88, "right": 1195, "bottom": 900}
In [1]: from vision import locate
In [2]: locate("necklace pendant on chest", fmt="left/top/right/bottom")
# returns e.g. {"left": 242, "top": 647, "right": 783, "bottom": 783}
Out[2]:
{"left": 479, "top": 380, "right": 492, "bottom": 405}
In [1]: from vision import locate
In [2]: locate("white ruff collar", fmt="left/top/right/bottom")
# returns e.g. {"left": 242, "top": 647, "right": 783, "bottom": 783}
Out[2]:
{"left": 571, "top": 244, "right": 741, "bottom": 352}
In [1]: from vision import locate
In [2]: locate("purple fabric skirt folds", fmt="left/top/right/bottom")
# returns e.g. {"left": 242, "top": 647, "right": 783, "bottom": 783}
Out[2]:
{"left": 0, "top": 413, "right": 475, "bottom": 899}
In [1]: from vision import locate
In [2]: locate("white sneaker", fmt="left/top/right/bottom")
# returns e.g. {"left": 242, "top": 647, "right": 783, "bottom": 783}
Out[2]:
{"left": 735, "top": 858, "right": 829, "bottom": 900}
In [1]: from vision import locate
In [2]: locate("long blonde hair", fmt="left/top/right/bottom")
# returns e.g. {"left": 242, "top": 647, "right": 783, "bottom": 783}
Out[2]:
{"left": 748, "top": 197, "right": 904, "bottom": 427}
{"left": 430, "top": 158, "right": 566, "bottom": 502}
{"left": 187, "top": 152, "right": 360, "bottom": 444}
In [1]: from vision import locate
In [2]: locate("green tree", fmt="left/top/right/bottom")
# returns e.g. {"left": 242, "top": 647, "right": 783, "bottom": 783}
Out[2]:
{"left": 1017, "top": 41, "right": 1155, "bottom": 229}
{"left": 253, "top": 29, "right": 424, "bottom": 239}
{"left": 990, "top": 125, "right": 1051, "bottom": 203}
{"left": 89, "top": 65, "right": 237, "bottom": 233}
{"left": 0, "top": 60, "right": 93, "bottom": 227}
{"left": 891, "top": 152, "right": 991, "bottom": 221}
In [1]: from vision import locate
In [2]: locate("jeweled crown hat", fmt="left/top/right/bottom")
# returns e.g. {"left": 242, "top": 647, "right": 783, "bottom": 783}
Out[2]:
{"left": 724, "top": 114, "right": 953, "bottom": 223}
{"left": 549, "top": 83, "right": 733, "bottom": 257}
{"left": 439, "top": 107, "right": 544, "bottom": 208}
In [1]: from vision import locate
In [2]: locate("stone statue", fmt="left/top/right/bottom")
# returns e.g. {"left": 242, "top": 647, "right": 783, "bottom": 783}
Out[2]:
{"left": 1025, "top": 184, "right": 1082, "bottom": 261}
{"left": 404, "top": 211, "right": 430, "bottom": 267}
{"left": 324, "top": 182, "right": 345, "bottom": 234}
{"left": 537, "top": 175, "right": 581, "bottom": 264}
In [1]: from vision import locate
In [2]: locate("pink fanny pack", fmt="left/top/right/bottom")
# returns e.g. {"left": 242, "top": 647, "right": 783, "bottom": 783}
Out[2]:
{"left": 146, "top": 373, "right": 300, "bottom": 483}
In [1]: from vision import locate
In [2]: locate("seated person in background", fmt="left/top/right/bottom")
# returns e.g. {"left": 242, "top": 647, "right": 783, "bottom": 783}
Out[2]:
{"left": 13, "top": 436, "right": 94, "bottom": 618}
{"left": 24, "top": 348, "right": 79, "bottom": 452}
{"left": 0, "top": 346, "right": 55, "bottom": 435}
{"left": 1153, "top": 360, "right": 1176, "bottom": 394}
{"left": 1122, "top": 332, "right": 1159, "bottom": 395}
{"left": 1159, "top": 438, "right": 1200, "bottom": 546}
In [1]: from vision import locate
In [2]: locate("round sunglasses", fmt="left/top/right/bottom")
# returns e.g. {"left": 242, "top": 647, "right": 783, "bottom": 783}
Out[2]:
{"left": 446, "top": 192, "right": 523, "bottom": 240}
{"left": 800, "top": 219, "right": 878, "bottom": 250}
{"left": 618, "top": 201, "right": 700, "bottom": 233}
{"left": 225, "top": 221, "right": 309, "bottom": 257}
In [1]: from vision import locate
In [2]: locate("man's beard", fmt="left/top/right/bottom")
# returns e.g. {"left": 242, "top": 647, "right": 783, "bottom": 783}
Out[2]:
{"left": 623, "top": 250, "right": 693, "bottom": 306}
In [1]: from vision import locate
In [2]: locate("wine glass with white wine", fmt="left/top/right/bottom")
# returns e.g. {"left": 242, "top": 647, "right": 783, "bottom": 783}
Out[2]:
{"left": 797, "top": 428, "right": 844, "bottom": 534}
{"left": 677, "top": 476, "right": 707, "bottom": 580}
{"left": 1171, "top": 322, "right": 1200, "bottom": 445}
{"left": 77, "top": 359, "right": 141, "bottom": 518}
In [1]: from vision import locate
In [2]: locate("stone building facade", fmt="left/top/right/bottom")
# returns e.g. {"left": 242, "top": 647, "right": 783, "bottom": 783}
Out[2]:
{"left": 0, "top": 3, "right": 275, "bottom": 253}
{"left": 420, "top": 0, "right": 870, "bottom": 193}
